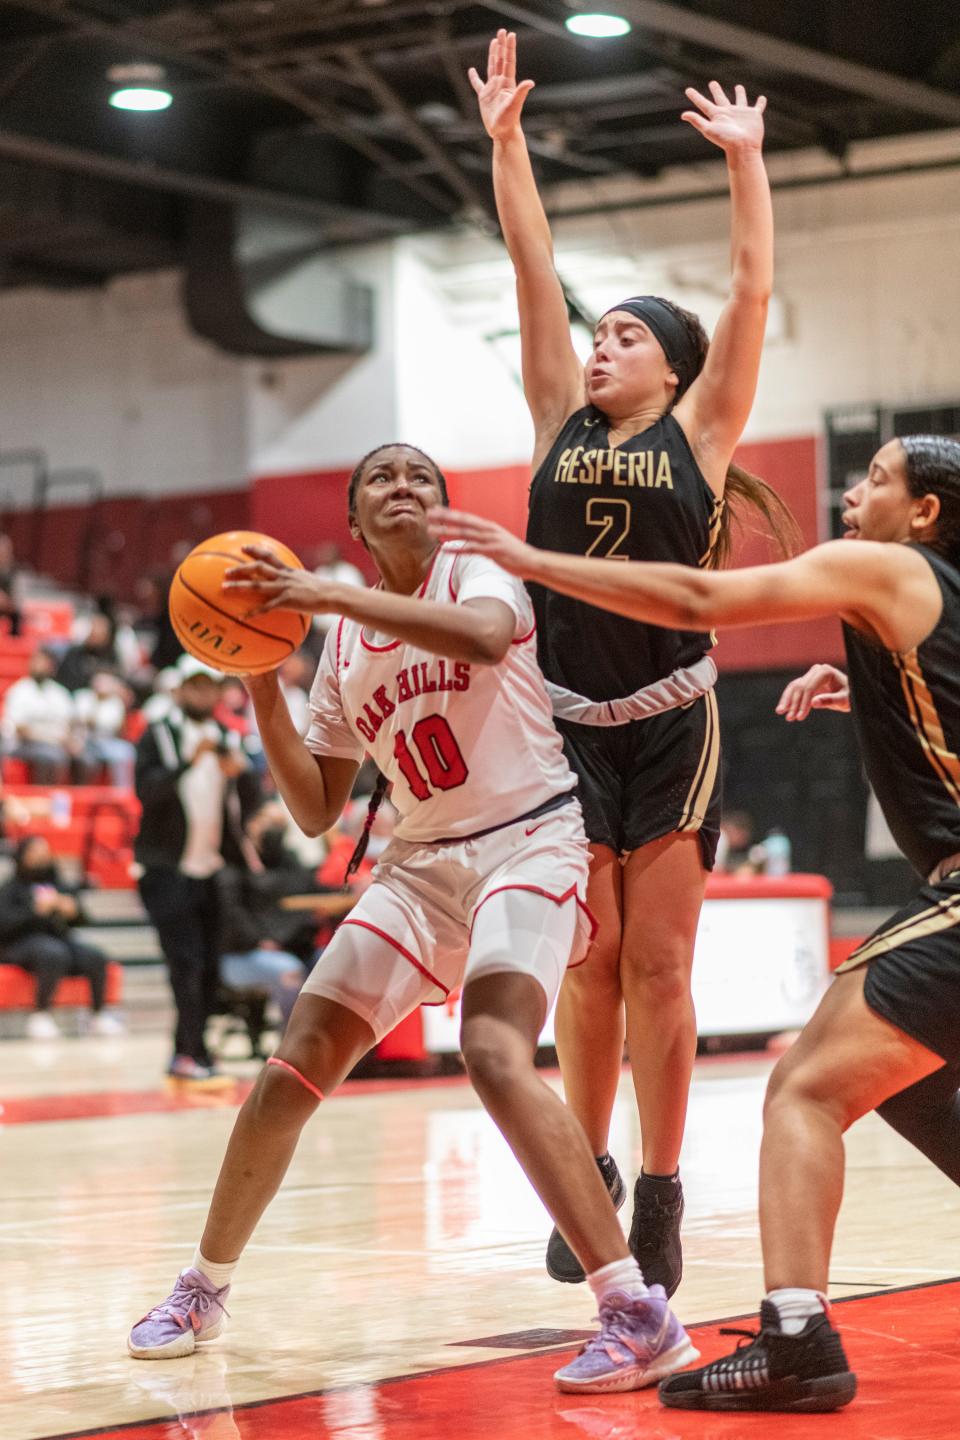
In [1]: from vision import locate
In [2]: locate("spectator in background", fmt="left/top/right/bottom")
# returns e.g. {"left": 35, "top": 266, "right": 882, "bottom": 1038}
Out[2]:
{"left": 74, "top": 668, "right": 137, "bottom": 788}
{"left": 135, "top": 654, "right": 261, "bottom": 1082}
{"left": 215, "top": 678, "right": 265, "bottom": 775}
{"left": 134, "top": 573, "right": 182, "bottom": 677}
{"left": 0, "top": 835, "right": 121, "bottom": 1039}
{"left": 715, "top": 809, "right": 757, "bottom": 875}
{"left": 2, "top": 647, "right": 80, "bottom": 784}
{"left": 56, "top": 612, "right": 120, "bottom": 693}
{"left": 216, "top": 800, "right": 333, "bottom": 1034}
{"left": 278, "top": 654, "right": 311, "bottom": 737}
{"left": 0, "top": 533, "right": 23, "bottom": 637}
{"left": 309, "top": 541, "right": 365, "bottom": 649}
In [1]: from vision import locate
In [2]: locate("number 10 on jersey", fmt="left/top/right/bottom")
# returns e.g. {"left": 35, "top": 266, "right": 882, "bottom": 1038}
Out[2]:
{"left": 393, "top": 714, "right": 469, "bottom": 800}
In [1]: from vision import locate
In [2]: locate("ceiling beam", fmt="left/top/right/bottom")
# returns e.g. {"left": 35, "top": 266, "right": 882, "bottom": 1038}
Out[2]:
{"left": 0, "top": 0, "right": 459, "bottom": 218}
{"left": 342, "top": 46, "right": 491, "bottom": 218}
{"left": 0, "top": 127, "right": 416, "bottom": 242}
{"left": 616, "top": 1, "right": 960, "bottom": 125}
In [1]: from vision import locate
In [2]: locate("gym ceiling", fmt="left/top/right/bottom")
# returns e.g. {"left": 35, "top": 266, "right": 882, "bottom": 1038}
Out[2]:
{"left": 0, "top": 0, "right": 958, "bottom": 288}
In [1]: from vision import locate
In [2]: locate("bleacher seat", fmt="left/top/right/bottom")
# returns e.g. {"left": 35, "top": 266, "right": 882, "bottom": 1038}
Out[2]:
{"left": 1, "top": 784, "right": 141, "bottom": 888}
{"left": 0, "top": 959, "right": 123, "bottom": 1019}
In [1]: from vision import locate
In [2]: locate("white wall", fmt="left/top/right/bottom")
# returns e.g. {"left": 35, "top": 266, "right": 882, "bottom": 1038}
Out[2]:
{"left": 0, "top": 272, "right": 247, "bottom": 502}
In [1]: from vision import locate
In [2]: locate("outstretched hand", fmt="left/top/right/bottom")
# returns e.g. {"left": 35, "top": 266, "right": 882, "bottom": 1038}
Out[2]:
{"left": 428, "top": 509, "right": 538, "bottom": 578}
{"left": 469, "top": 28, "right": 535, "bottom": 141}
{"left": 776, "top": 663, "right": 850, "bottom": 722}
{"left": 682, "top": 82, "right": 766, "bottom": 154}
{"left": 223, "top": 544, "right": 338, "bottom": 618}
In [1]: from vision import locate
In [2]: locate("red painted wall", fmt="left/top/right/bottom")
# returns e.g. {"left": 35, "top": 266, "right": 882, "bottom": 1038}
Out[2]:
{"left": 718, "top": 434, "right": 843, "bottom": 670}
{"left": 3, "top": 488, "right": 251, "bottom": 599}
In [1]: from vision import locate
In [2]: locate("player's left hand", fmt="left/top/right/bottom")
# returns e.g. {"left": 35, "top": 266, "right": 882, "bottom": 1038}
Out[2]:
{"left": 223, "top": 544, "right": 339, "bottom": 617}
{"left": 682, "top": 82, "right": 766, "bottom": 154}
{"left": 427, "top": 509, "right": 538, "bottom": 577}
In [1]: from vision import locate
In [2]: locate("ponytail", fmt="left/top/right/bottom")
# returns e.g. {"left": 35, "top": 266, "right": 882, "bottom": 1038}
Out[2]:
{"left": 344, "top": 772, "right": 390, "bottom": 884}
{"left": 708, "top": 461, "right": 802, "bottom": 570}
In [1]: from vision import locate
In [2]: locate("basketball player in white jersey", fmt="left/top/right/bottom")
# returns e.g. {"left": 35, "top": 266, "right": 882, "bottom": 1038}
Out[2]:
{"left": 126, "top": 444, "right": 697, "bottom": 1394}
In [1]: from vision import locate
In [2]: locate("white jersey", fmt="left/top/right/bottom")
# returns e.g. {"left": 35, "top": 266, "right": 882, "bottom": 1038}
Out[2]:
{"left": 305, "top": 543, "right": 575, "bottom": 843}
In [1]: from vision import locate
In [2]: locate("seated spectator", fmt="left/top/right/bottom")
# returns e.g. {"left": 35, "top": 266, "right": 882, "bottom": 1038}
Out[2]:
{"left": 278, "top": 654, "right": 311, "bottom": 737}
{"left": 56, "top": 612, "right": 120, "bottom": 693}
{"left": 133, "top": 573, "right": 182, "bottom": 676}
{"left": 215, "top": 800, "right": 333, "bottom": 1033}
{"left": 0, "top": 835, "right": 122, "bottom": 1039}
{"left": 74, "top": 668, "right": 137, "bottom": 788}
{"left": 216, "top": 678, "right": 265, "bottom": 774}
{"left": 0, "top": 533, "right": 23, "bottom": 637}
{"left": 715, "top": 810, "right": 759, "bottom": 875}
{"left": 2, "top": 647, "right": 79, "bottom": 784}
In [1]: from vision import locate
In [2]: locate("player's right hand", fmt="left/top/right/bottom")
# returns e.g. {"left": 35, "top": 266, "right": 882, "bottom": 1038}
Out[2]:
{"left": 469, "top": 29, "right": 535, "bottom": 141}
{"left": 775, "top": 663, "right": 850, "bottom": 722}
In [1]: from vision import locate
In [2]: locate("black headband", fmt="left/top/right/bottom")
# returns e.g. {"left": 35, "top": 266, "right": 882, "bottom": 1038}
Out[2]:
{"left": 601, "top": 296, "right": 700, "bottom": 399}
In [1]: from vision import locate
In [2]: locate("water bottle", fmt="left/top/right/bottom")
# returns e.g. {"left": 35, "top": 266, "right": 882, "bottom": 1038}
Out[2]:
{"left": 49, "top": 790, "right": 71, "bottom": 829}
{"left": 764, "top": 828, "right": 792, "bottom": 876}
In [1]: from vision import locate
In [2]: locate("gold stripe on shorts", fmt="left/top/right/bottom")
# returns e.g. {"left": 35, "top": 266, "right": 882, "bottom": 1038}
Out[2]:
{"left": 677, "top": 690, "right": 720, "bottom": 834}
{"left": 837, "top": 893, "right": 960, "bottom": 971}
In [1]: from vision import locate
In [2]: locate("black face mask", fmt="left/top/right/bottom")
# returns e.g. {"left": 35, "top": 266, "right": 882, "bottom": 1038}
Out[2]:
{"left": 20, "top": 864, "right": 57, "bottom": 885}
{"left": 181, "top": 701, "right": 215, "bottom": 721}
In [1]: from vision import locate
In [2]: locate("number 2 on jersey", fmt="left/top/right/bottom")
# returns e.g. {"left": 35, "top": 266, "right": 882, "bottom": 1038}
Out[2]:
{"left": 394, "top": 714, "right": 469, "bottom": 801}
{"left": 585, "top": 497, "right": 631, "bottom": 560}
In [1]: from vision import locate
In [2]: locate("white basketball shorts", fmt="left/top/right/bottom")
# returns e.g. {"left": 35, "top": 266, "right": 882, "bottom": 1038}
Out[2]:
{"left": 301, "top": 800, "right": 594, "bottom": 1042}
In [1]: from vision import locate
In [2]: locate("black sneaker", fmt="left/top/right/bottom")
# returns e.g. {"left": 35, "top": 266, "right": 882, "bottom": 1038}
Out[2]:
{"left": 659, "top": 1299, "right": 857, "bottom": 1412}
{"left": 545, "top": 1153, "right": 626, "bottom": 1283}
{"left": 628, "top": 1172, "right": 683, "bottom": 1297}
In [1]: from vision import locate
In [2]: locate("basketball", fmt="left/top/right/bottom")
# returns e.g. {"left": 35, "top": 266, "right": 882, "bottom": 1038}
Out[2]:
{"left": 168, "top": 530, "right": 311, "bottom": 675}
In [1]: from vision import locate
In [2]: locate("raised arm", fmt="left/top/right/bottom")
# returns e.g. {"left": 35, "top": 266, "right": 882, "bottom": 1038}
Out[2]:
{"left": 427, "top": 509, "right": 943, "bottom": 654}
{"left": 672, "top": 84, "right": 772, "bottom": 491}
{"left": 471, "top": 29, "right": 583, "bottom": 459}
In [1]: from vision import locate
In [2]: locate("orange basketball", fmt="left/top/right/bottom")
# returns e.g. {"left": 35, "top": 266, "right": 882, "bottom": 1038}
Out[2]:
{"left": 169, "top": 530, "right": 311, "bottom": 675}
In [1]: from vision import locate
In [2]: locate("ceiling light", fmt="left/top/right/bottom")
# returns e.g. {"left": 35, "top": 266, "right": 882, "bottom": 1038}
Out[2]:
{"left": 565, "top": 12, "right": 632, "bottom": 38}
{"left": 109, "top": 87, "right": 172, "bottom": 111}
{"left": 107, "top": 63, "right": 172, "bottom": 112}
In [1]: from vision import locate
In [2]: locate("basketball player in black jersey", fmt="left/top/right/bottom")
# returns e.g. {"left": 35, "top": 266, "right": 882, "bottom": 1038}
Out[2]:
{"left": 432, "top": 434, "right": 960, "bottom": 1410}
{"left": 471, "top": 29, "right": 795, "bottom": 1294}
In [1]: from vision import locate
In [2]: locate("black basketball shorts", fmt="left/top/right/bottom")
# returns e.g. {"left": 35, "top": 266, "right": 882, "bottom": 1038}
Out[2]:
{"left": 557, "top": 691, "right": 721, "bottom": 865}
{"left": 837, "top": 868, "right": 960, "bottom": 1063}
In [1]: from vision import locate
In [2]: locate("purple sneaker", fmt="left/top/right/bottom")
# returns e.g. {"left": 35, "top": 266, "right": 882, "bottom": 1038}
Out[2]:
{"left": 128, "top": 1268, "right": 230, "bottom": 1359}
{"left": 554, "top": 1285, "right": 699, "bottom": 1393}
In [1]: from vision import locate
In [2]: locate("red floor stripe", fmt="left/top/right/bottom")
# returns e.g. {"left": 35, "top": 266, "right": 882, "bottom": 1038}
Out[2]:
{"left": 38, "top": 1278, "right": 960, "bottom": 1440}
{"left": 0, "top": 1053, "right": 765, "bottom": 1127}
{"left": 0, "top": 1071, "right": 485, "bottom": 1124}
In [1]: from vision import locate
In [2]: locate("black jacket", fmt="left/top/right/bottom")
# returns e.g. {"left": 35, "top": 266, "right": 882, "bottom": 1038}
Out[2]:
{"left": 0, "top": 870, "right": 87, "bottom": 952}
{"left": 215, "top": 860, "right": 332, "bottom": 963}
{"left": 134, "top": 714, "right": 261, "bottom": 872}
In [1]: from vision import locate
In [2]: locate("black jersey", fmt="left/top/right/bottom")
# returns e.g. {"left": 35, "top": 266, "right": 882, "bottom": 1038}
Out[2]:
{"left": 844, "top": 545, "right": 960, "bottom": 877}
{"left": 527, "top": 407, "right": 722, "bottom": 701}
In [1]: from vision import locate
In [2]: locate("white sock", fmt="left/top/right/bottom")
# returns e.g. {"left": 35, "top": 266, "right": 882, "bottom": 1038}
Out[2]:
{"left": 767, "top": 1287, "right": 827, "bottom": 1335}
{"left": 588, "top": 1257, "right": 649, "bottom": 1305}
{"left": 192, "top": 1249, "right": 238, "bottom": 1289}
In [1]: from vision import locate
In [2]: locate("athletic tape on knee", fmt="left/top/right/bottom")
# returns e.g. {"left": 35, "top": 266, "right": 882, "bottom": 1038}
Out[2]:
{"left": 266, "top": 1055, "right": 324, "bottom": 1102}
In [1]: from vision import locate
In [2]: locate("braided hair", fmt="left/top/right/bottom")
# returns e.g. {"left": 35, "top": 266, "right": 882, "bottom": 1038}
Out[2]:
{"left": 344, "top": 772, "right": 390, "bottom": 883}
{"left": 900, "top": 435, "right": 960, "bottom": 565}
